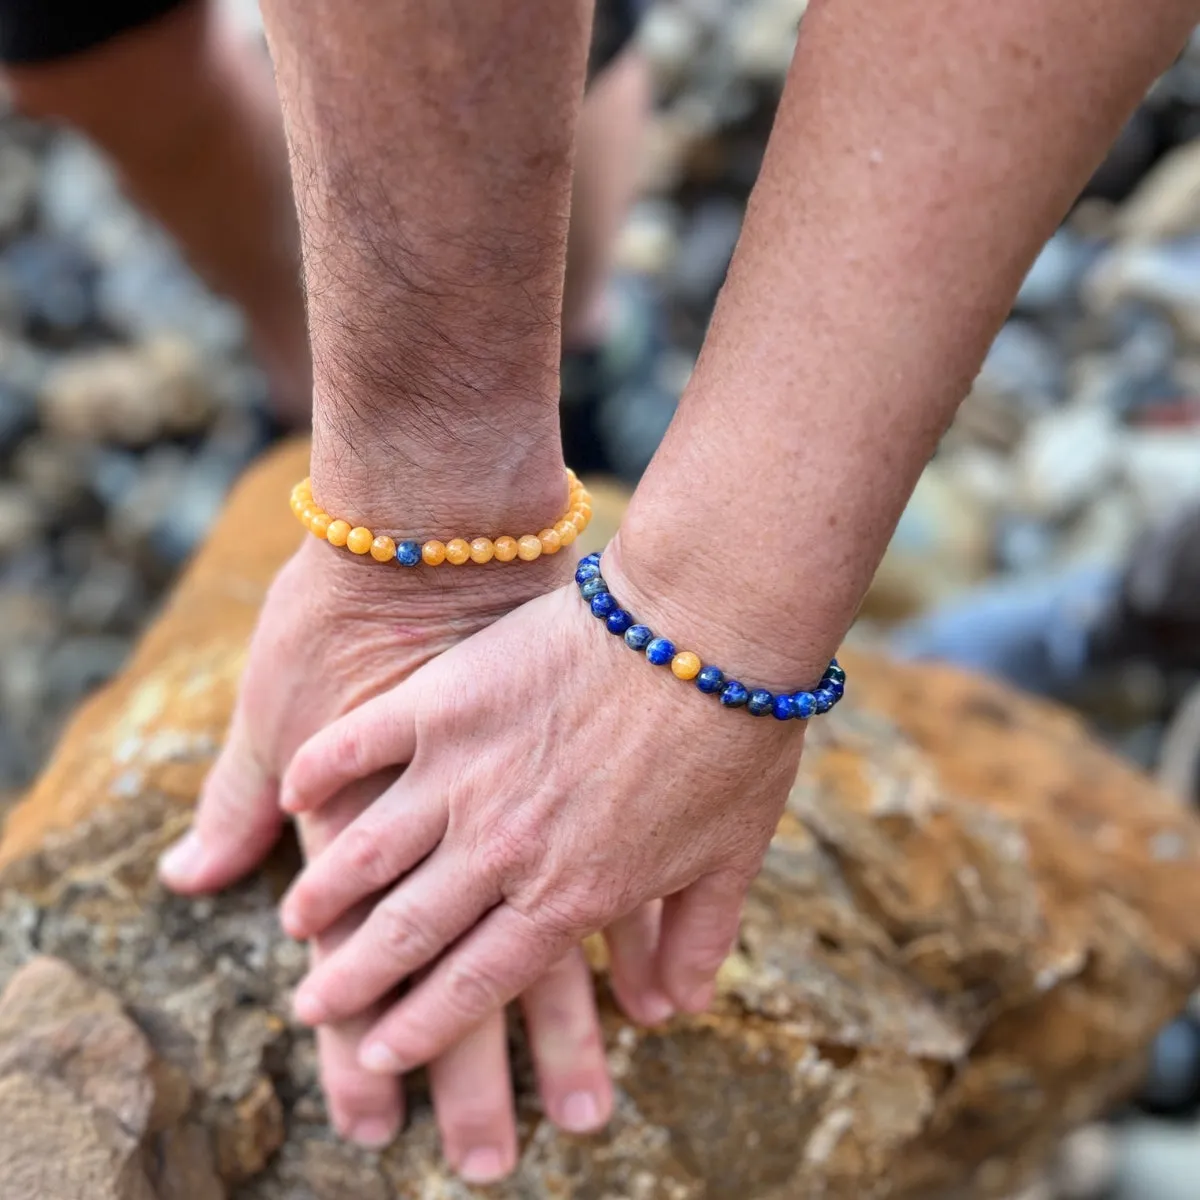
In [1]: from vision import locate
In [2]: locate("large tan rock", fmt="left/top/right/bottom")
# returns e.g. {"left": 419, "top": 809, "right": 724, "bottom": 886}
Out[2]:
{"left": 3, "top": 439, "right": 1200, "bottom": 1198}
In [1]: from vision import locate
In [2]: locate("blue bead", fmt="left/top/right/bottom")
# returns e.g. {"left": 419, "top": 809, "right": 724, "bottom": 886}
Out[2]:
{"left": 824, "top": 678, "right": 845, "bottom": 699}
{"left": 580, "top": 577, "right": 608, "bottom": 601}
{"left": 395, "top": 540, "right": 422, "bottom": 567}
{"left": 793, "top": 692, "right": 816, "bottom": 719}
{"left": 772, "top": 694, "right": 795, "bottom": 720}
{"left": 695, "top": 665, "right": 724, "bottom": 694}
{"left": 583, "top": 551, "right": 602, "bottom": 566}
{"left": 720, "top": 681, "right": 749, "bottom": 708}
{"left": 747, "top": 688, "right": 774, "bottom": 716}
{"left": 575, "top": 560, "right": 601, "bottom": 584}
{"left": 606, "top": 608, "right": 634, "bottom": 635}
{"left": 590, "top": 592, "right": 617, "bottom": 618}
{"left": 645, "top": 637, "right": 676, "bottom": 666}
{"left": 813, "top": 688, "right": 836, "bottom": 714}
{"left": 624, "top": 624, "right": 653, "bottom": 651}
{"left": 825, "top": 664, "right": 846, "bottom": 685}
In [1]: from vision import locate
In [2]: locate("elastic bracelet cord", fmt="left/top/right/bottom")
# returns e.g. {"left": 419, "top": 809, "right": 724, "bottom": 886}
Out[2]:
{"left": 575, "top": 552, "right": 845, "bottom": 720}
{"left": 289, "top": 470, "right": 592, "bottom": 565}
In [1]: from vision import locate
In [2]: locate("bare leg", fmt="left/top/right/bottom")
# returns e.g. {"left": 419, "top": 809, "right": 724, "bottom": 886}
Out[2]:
{"left": 562, "top": 45, "right": 652, "bottom": 350}
{"left": 6, "top": 0, "right": 311, "bottom": 422}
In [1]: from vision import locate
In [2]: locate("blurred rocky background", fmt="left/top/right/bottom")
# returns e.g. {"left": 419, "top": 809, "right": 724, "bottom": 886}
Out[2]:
{"left": 4, "top": 0, "right": 1200, "bottom": 1195}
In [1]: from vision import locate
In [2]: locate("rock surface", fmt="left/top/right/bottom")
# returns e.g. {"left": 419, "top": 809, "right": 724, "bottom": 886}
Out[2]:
{"left": 2, "top": 440, "right": 1200, "bottom": 1198}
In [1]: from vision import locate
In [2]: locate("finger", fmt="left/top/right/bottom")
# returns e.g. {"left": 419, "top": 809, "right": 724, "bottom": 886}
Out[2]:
{"left": 521, "top": 947, "right": 613, "bottom": 1135}
{"left": 158, "top": 712, "right": 283, "bottom": 894}
{"left": 655, "top": 872, "right": 747, "bottom": 1014}
{"left": 429, "top": 1010, "right": 518, "bottom": 1185}
{"left": 280, "top": 780, "right": 447, "bottom": 941}
{"left": 358, "top": 902, "right": 573, "bottom": 1074}
{"left": 298, "top": 779, "right": 405, "bottom": 1150}
{"left": 604, "top": 901, "right": 674, "bottom": 1026}
{"left": 292, "top": 849, "right": 499, "bottom": 1027}
{"left": 280, "top": 688, "right": 418, "bottom": 815}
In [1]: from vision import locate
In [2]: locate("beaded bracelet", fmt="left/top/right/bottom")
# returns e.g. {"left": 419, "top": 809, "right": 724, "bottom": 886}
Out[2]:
{"left": 575, "top": 552, "right": 845, "bottom": 720}
{"left": 289, "top": 471, "right": 593, "bottom": 566}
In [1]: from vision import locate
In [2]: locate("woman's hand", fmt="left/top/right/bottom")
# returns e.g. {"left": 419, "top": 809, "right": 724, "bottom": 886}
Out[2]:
{"left": 157, "top": 536, "right": 619, "bottom": 1183}
{"left": 279, "top": 550, "right": 809, "bottom": 1077}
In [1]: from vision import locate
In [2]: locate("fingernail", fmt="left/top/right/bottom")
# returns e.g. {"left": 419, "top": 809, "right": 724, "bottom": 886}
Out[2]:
{"left": 560, "top": 1090, "right": 601, "bottom": 1133}
{"left": 642, "top": 992, "right": 675, "bottom": 1024}
{"left": 157, "top": 831, "right": 204, "bottom": 886}
{"left": 279, "top": 901, "right": 306, "bottom": 941}
{"left": 347, "top": 1116, "right": 399, "bottom": 1150}
{"left": 279, "top": 783, "right": 301, "bottom": 814}
{"left": 683, "top": 981, "right": 715, "bottom": 1013}
{"left": 359, "top": 1041, "right": 404, "bottom": 1074}
{"left": 292, "top": 988, "right": 327, "bottom": 1026}
{"left": 459, "top": 1147, "right": 506, "bottom": 1184}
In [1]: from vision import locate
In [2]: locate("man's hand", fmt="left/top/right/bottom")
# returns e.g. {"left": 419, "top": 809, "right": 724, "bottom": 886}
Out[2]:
{"left": 275, "top": 552, "right": 809, "bottom": 1076}
{"left": 157, "top": 536, "right": 621, "bottom": 1182}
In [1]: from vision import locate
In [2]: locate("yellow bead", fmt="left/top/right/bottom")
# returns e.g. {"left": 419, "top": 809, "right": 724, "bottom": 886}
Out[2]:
{"left": 494, "top": 536, "right": 519, "bottom": 562}
{"left": 575, "top": 501, "right": 593, "bottom": 520}
{"left": 554, "top": 518, "right": 578, "bottom": 547}
{"left": 445, "top": 538, "right": 471, "bottom": 565}
{"left": 346, "top": 526, "right": 373, "bottom": 555}
{"left": 370, "top": 535, "right": 396, "bottom": 562}
{"left": 538, "top": 528, "right": 562, "bottom": 555}
{"left": 326, "top": 519, "right": 351, "bottom": 547}
{"left": 469, "top": 537, "right": 495, "bottom": 564}
{"left": 671, "top": 651, "right": 702, "bottom": 681}
{"left": 517, "top": 534, "right": 543, "bottom": 562}
{"left": 310, "top": 512, "right": 332, "bottom": 538}
{"left": 290, "top": 495, "right": 304, "bottom": 515}
{"left": 422, "top": 540, "right": 447, "bottom": 566}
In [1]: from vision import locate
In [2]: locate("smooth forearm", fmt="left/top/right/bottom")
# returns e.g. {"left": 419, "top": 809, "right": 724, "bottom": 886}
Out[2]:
{"left": 615, "top": 0, "right": 1197, "bottom": 690}
{"left": 260, "top": 0, "right": 592, "bottom": 532}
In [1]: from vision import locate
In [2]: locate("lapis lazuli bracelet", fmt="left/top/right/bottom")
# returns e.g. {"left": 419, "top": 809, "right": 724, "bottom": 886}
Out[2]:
{"left": 575, "top": 552, "right": 844, "bottom": 720}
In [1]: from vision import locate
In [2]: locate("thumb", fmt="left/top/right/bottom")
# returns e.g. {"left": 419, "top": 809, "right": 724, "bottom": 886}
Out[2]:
{"left": 158, "top": 711, "right": 284, "bottom": 894}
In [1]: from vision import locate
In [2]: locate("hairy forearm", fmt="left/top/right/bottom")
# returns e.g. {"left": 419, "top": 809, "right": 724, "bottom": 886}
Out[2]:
{"left": 615, "top": 0, "right": 1197, "bottom": 689}
{"left": 260, "top": 0, "right": 592, "bottom": 532}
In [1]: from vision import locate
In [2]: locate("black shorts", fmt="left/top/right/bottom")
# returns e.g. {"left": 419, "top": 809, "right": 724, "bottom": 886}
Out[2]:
{"left": 0, "top": 0, "right": 645, "bottom": 80}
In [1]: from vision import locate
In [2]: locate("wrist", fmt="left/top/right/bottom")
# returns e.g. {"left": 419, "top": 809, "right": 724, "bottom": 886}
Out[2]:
{"left": 605, "top": 521, "right": 837, "bottom": 697}
{"left": 309, "top": 410, "right": 567, "bottom": 540}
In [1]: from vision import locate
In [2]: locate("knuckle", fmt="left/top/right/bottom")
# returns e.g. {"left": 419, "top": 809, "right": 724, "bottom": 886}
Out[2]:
{"left": 341, "top": 825, "right": 390, "bottom": 889}
{"left": 372, "top": 901, "right": 426, "bottom": 963}
{"left": 445, "top": 961, "right": 503, "bottom": 1022}
{"left": 472, "top": 820, "right": 537, "bottom": 884}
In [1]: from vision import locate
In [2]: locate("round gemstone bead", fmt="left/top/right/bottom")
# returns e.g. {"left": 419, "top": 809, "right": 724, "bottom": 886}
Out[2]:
{"left": 580, "top": 577, "right": 608, "bottom": 601}
{"left": 421, "top": 540, "right": 446, "bottom": 566}
{"left": 793, "top": 692, "right": 816, "bottom": 720}
{"left": 824, "top": 678, "right": 845, "bottom": 699}
{"left": 606, "top": 608, "right": 634, "bottom": 635}
{"left": 494, "top": 536, "right": 519, "bottom": 562}
{"left": 517, "top": 534, "right": 543, "bottom": 562}
{"left": 645, "top": 637, "right": 676, "bottom": 666}
{"left": 825, "top": 664, "right": 846, "bottom": 686}
{"left": 719, "top": 681, "right": 749, "bottom": 708}
{"left": 590, "top": 591, "right": 618, "bottom": 618}
{"left": 671, "top": 651, "right": 701, "bottom": 681}
{"left": 575, "top": 559, "right": 601, "bottom": 584}
{"left": 583, "top": 551, "right": 602, "bottom": 566}
{"left": 695, "top": 665, "right": 725, "bottom": 694}
{"left": 624, "top": 624, "right": 653, "bottom": 651}
{"left": 395, "top": 540, "right": 422, "bottom": 567}
{"left": 445, "top": 538, "right": 471, "bottom": 565}
{"left": 370, "top": 535, "right": 396, "bottom": 563}
{"left": 469, "top": 537, "right": 495, "bottom": 564}
{"left": 554, "top": 519, "right": 578, "bottom": 547}
{"left": 346, "top": 526, "right": 373, "bottom": 555}
{"left": 310, "top": 512, "right": 332, "bottom": 538}
{"left": 747, "top": 688, "right": 774, "bottom": 716}
{"left": 772, "top": 694, "right": 796, "bottom": 721}
{"left": 325, "top": 519, "right": 351, "bottom": 547}
{"left": 813, "top": 688, "right": 836, "bottom": 714}
{"left": 538, "top": 528, "right": 562, "bottom": 555}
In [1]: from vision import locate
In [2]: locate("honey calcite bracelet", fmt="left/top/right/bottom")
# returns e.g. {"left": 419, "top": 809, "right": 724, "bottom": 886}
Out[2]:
{"left": 576, "top": 552, "right": 845, "bottom": 720}
{"left": 290, "top": 470, "right": 593, "bottom": 565}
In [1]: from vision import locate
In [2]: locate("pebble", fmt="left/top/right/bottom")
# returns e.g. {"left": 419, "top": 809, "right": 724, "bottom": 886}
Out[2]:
{"left": 40, "top": 336, "right": 217, "bottom": 445}
{"left": 1053, "top": 1123, "right": 1119, "bottom": 1200}
{"left": 1137, "top": 1015, "right": 1200, "bottom": 1115}
{"left": 0, "top": 233, "right": 97, "bottom": 340}
{"left": 1014, "top": 405, "right": 1121, "bottom": 520}
{"left": 1113, "top": 1117, "right": 1200, "bottom": 1200}
{"left": 0, "top": 140, "right": 39, "bottom": 238}
{"left": 0, "top": 485, "right": 41, "bottom": 556}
